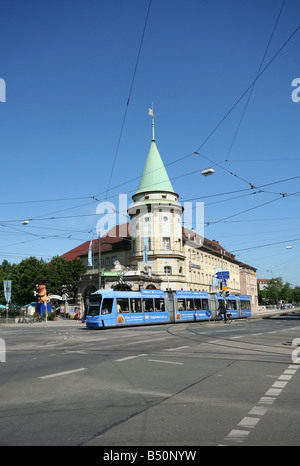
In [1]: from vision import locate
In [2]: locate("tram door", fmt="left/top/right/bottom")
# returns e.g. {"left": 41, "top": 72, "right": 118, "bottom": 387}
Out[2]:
{"left": 166, "top": 291, "right": 176, "bottom": 322}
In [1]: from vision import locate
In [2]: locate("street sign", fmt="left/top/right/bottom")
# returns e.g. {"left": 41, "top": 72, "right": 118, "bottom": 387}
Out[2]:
{"left": 3, "top": 280, "right": 12, "bottom": 303}
{"left": 216, "top": 271, "right": 230, "bottom": 279}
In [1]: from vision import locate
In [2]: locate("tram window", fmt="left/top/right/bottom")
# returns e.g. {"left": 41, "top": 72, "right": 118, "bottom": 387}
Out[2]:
{"left": 154, "top": 298, "right": 165, "bottom": 311}
{"left": 143, "top": 298, "right": 154, "bottom": 312}
{"left": 177, "top": 299, "right": 185, "bottom": 311}
{"left": 194, "top": 299, "right": 201, "bottom": 310}
{"left": 202, "top": 299, "right": 209, "bottom": 310}
{"left": 88, "top": 295, "right": 102, "bottom": 316}
{"left": 130, "top": 298, "right": 142, "bottom": 313}
{"left": 186, "top": 299, "right": 193, "bottom": 310}
{"left": 227, "top": 300, "right": 237, "bottom": 310}
{"left": 241, "top": 300, "right": 250, "bottom": 310}
{"left": 116, "top": 298, "right": 130, "bottom": 313}
{"left": 101, "top": 298, "right": 113, "bottom": 315}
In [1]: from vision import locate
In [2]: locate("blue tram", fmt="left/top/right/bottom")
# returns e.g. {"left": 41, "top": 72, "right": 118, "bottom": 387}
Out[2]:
{"left": 86, "top": 289, "right": 251, "bottom": 329}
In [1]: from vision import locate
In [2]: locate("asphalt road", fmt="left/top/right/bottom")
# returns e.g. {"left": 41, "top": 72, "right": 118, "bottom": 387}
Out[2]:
{"left": 0, "top": 313, "right": 299, "bottom": 447}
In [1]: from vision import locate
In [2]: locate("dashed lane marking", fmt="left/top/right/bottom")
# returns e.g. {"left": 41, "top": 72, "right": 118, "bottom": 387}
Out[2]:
{"left": 147, "top": 359, "right": 184, "bottom": 365}
{"left": 39, "top": 367, "right": 87, "bottom": 379}
{"left": 115, "top": 354, "right": 148, "bottom": 362}
{"left": 223, "top": 361, "right": 300, "bottom": 444}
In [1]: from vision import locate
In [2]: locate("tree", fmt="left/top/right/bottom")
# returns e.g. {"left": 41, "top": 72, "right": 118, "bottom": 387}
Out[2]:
{"left": 0, "top": 256, "right": 86, "bottom": 306}
{"left": 11, "top": 257, "right": 49, "bottom": 305}
{"left": 293, "top": 286, "right": 300, "bottom": 305}
{"left": 258, "top": 277, "right": 299, "bottom": 306}
{"left": 47, "top": 256, "right": 86, "bottom": 301}
{"left": 281, "top": 282, "right": 293, "bottom": 303}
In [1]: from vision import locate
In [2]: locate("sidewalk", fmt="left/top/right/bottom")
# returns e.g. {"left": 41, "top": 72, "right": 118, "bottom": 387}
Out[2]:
{"left": 1, "top": 308, "right": 299, "bottom": 328}
{"left": 251, "top": 306, "right": 300, "bottom": 320}
{"left": 0, "top": 317, "right": 85, "bottom": 327}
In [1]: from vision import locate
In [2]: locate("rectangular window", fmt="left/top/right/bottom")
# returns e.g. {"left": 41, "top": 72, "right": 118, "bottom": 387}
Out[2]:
{"left": 177, "top": 298, "right": 185, "bottom": 311}
{"left": 194, "top": 299, "right": 201, "bottom": 310}
{"left": 164, "top": 266, "right": 172, "bottom": 274}
{"left": 130, "top": 298, "right": 142, "bottom": 313}
{"left": 143, "top": 298, "right": 154, "bottom": 312}
{"left": 227, "top": 299, "right": 237, "bottom": 310}
{"left": 163, "top": 237, "right": 170, "bottom": 250}
{"left": 154, "top": 298, "right": 165, "bottom": 311}
{"left": 101, "top": 298, "right": 113, "bottom": 315}
{"left": 201, "top": 299, "right": 209, "bottom": 310}
{"left": 116, "top": 298, "right": 129, "bottom": 313}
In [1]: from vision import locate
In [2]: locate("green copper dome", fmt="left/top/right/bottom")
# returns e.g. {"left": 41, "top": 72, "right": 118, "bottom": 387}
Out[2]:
{"left": 135, "top": 140, "right": 176, "bottom": 196}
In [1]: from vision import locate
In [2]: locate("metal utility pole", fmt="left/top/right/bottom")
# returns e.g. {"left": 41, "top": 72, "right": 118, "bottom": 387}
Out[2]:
{"left": 98, "top": 232, "right": 101, "bottom": 289}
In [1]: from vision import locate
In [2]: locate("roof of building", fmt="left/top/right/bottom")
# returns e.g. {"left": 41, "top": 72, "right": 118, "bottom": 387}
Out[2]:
{"left": 61, "top": 223, "right": 256, "bottom": 271}
{"left": 61, "top": 224, "right": 131, "bottom": 262}
{"left": 134, "top": 140, "right": 177, "bottom": 196}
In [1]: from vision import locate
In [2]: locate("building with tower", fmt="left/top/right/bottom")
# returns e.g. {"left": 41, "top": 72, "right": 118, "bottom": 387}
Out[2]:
{"left": 62, "top": 113, "right": 258, "bottom": 313}
{"left": 127, "top": 110, "right": 185, "bottom": 291}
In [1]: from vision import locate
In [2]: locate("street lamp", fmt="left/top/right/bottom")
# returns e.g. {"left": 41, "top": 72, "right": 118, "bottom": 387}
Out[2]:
{"left": 202, "top": 168, "right": 215, "bottom": 176}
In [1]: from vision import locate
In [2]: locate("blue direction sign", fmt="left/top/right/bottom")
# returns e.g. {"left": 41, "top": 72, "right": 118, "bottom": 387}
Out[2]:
{"left": 216, "top": 271, "right": 230, "bottom": 279}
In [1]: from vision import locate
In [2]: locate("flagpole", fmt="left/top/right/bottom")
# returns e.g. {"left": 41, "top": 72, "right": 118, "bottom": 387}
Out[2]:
{"left": 148, "top": 106, "right": 155, "bottom": 141}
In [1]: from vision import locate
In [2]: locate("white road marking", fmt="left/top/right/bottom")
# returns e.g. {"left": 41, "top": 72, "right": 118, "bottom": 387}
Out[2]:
{"left": 272, "top": 381, "right": 288, "bottom": 388}
{"left": 166, "top": 346, "right": 190, "bottom": 351}
{"left": 39, "top": 367, "right": 87, "bottom": 379}
{"left": 258, "top": 396, "right": 276, "bottom": 405}
{"left": 115, "top": 354, "right": 148, "bottom": 362}
{"left": 248, "top": 406, "right": 268, "bottom": 416}
{"left": 278, "top": 374, "right": 293, "bottom": 381}
{"left": 148, "top": 359, "right": 184, "bottom": 365}
{"left": 86, "top": 338, "right": 107, "bottom": 342}
{"left": 265, "top": 388, "right": 282, "bottom": 396}
{"left": 226, "top": 429, "right": 250, "bottom": 443}
{"left": 125, "top": 337, "right": 167, "bottom": 346}
{"left": 238, "top": 417, "right": 260, "bottom": 428}
{"left": 223, "top": 360, "right": 300, "bottom": 444}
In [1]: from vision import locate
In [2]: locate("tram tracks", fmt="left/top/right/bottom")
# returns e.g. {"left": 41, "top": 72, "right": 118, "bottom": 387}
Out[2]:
{"left": 166, "top": 322, "right": 294, "bottom": 359}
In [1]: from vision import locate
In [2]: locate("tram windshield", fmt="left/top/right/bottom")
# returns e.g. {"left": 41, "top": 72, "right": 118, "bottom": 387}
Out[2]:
{"left": 87, "top": 294, "right": 102, "bottom": 316}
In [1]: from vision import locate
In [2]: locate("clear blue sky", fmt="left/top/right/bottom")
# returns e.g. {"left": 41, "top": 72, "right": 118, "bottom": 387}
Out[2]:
{"left": 0, "top": 0, "right": 299, "bottom": 286}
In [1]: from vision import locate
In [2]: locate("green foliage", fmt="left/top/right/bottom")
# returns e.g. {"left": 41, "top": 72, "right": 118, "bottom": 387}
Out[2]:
{"left": 258, "top": 277, "right": 300, "bottom": 305}
{"left": 0, "top": 257, "right": 86, "bottom": 306}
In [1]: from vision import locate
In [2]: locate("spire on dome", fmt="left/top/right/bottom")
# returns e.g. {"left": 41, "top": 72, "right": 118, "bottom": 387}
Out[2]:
{"left": 134, "top": 109, "right": 177, "bottom": 197}
{"left": 148, "top": 106, "right": 155, "bottom": 141}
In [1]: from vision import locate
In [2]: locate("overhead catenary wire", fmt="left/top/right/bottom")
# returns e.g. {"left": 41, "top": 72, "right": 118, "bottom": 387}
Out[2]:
{"left": 104, "top": 0, "right": 152, "bottom": 200}
{"left": 224, "top": 0, "right": 286, "bottom": 162}
{"left": 194, "top": 23, "right": 300, "bottom": 154}
{"left": 1, "top": 173, "right": 299, "bottom": 224}
{"left": 2, "top": 18, "right": 300, "bottom": 225}
{"left": 1, "top": 11, "right": 299, "bottom": 264}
